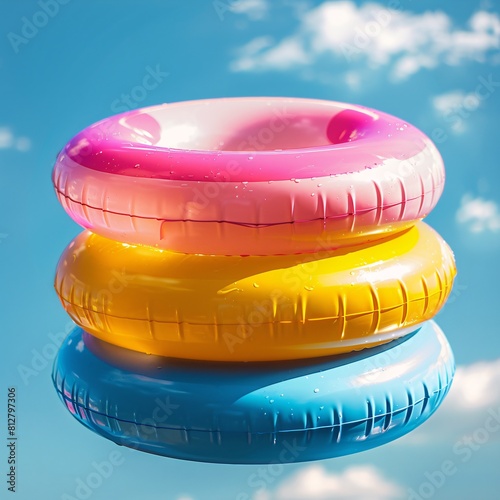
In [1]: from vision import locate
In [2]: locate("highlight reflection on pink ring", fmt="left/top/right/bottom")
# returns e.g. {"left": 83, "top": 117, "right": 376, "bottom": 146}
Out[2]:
{"left": 52, "top": 97, "right": 444, "bottom": 255}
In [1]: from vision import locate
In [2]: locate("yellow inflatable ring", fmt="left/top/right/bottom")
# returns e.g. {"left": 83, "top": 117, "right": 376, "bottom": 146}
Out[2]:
{"left": 55, "top": 222, "right": 456, "bottom": 361}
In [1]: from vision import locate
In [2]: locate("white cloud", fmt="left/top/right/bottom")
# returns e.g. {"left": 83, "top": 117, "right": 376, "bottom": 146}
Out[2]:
{"left": 253, "top": 465, "right": 403, "bottom": 500}
{"left": 0, "top": 126, "right": 31, "bottom": 152}
{"left": 433, "top": 91, "right": 479, "bottom": 115}
{"left": 230, "top": 0, "right": 269, "bottom": 20}
{"left": 447, "top": 359, "right": 500, "bottom": 410}
{"left": 15, "top": 137, "right": 31, "bottom": 152}
{"left": 176, "top": 496, "right": 194, "bottom": 500}
{"left": 432, "top": 90, "right": 481, "bottom": 132}
{"left": 231, "top": 34, "right": 309, "bottom": 71}
{"left": 232, "top": 36, "right": 308, "bottom": 71}
{"left": 231, "top": 36, "right": 274, "bottom": 71}
{"left": 456, "top": 194, "right": 500, "bottom": 232}
{"left": 230, "top": 2, "right": 500, "bottom": 81}
{"left": 0, "top": 127, "right": 13, "bottom": 149}
{"left": 344, "top": 70, "right": 362, "bottom": 90}
{"left": 391, "top": 53, "right": 437, "bottom": 81}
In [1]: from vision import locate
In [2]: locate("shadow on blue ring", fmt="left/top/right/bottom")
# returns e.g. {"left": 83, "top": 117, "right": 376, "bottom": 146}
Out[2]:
{"left": 52, "top": 320, "right": 454, "bottom": 464}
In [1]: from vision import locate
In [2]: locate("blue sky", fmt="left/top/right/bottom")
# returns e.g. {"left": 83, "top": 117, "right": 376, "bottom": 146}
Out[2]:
{"left": 1, "top": 0, "right": 499, "bottom": 499}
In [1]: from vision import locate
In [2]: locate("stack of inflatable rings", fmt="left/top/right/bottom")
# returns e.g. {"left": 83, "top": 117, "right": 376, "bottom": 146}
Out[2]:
{"left": 52, "top": 97, "right": 456, "bottom": 464}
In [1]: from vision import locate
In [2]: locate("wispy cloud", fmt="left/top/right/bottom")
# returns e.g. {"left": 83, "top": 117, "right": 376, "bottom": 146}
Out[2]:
{"left": 0, "top": 126, "right": 31, "bottom": 152}
{"left": 456, "top": 194, "right": 500, "bottom": 233}
{"left": 432, "top": 91, "right": 481, "bottom": 133}
{"left": 253, "top": 464, "right": 403, "bottom": 500}
{"left": 230, "top": 2, "right": 500, "bottom": 82}
{"left": 229, "top": 0, "right": 269, "bottom": 20}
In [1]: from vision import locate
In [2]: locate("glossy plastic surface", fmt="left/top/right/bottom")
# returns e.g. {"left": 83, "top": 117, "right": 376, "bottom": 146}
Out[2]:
{"left": 55, "top": 222, "right": 456, "bottom": 361}
{"left": 52, "top": 97, "right": 445, "bottom": 255}
{"left": 52, "top": 321, "right": 454, "bottom": 464}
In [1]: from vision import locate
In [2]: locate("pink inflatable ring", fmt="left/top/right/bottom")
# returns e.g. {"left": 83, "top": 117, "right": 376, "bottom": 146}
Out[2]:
{"left": 53, "top": 97, "right": 444, "bottom": 255}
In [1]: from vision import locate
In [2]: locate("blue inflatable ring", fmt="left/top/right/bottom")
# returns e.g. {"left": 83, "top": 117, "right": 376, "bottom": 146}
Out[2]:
{"left": 52, "top": 321, "right": 454, "bottom": 464}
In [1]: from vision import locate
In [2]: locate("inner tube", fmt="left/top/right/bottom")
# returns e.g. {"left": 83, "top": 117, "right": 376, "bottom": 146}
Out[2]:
{"left": 52, "top": 320, "right": 454, "bottom": 464}
{"left": 54, "top": 222, "right": 456, "bottom": 361}
{"left": 52, "top": 97, "right": 444, "bottom": 255}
